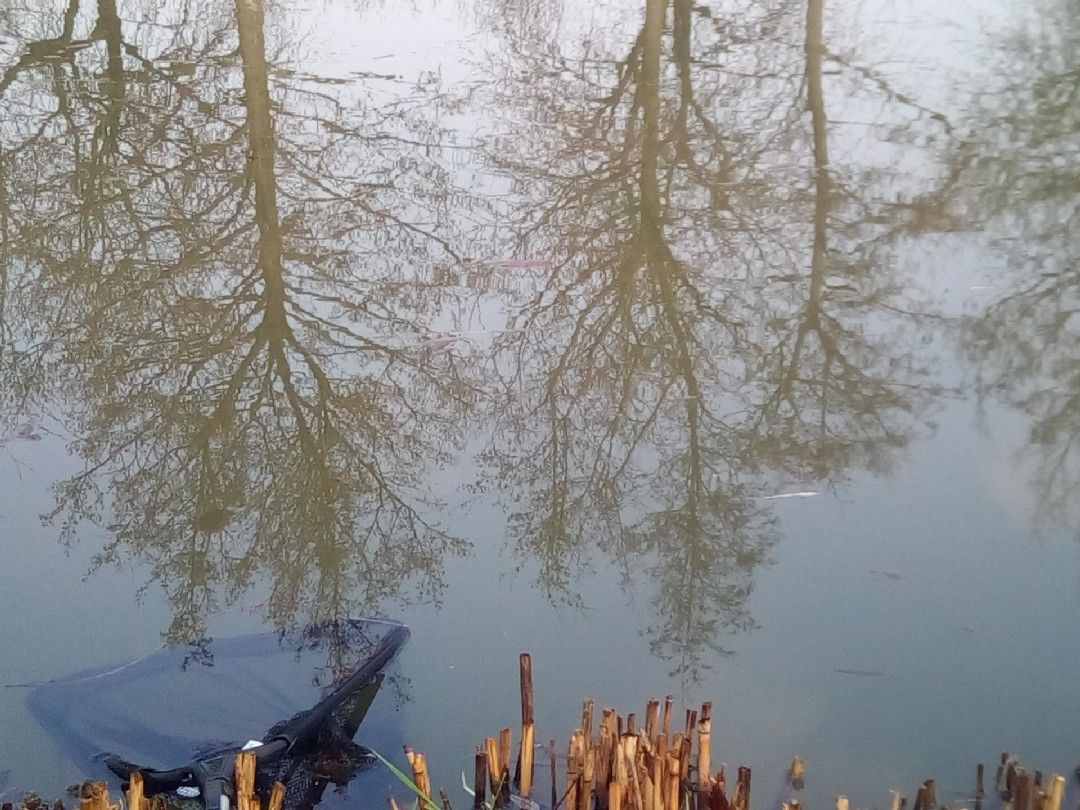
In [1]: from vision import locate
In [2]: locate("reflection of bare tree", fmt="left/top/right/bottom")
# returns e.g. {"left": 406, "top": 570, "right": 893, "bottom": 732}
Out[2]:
{"left": 958, "top": 0, "right": 1080, "bottom": 530}
{"left": 754, "top": 0, "right": 942, "bottom": 479}
{"left": 968, "top": 267, "right": 1080, "bottom": 530}
{"left": 477, "top": 0, "right": 942, "bottom": 678}
{"left": 0, "top": 0, "right": 479, "bottom": 643}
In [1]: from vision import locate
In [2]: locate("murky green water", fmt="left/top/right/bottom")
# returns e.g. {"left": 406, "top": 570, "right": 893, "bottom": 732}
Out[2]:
{"left": 1, "top": 0, "right": 1078, "bottom": 803}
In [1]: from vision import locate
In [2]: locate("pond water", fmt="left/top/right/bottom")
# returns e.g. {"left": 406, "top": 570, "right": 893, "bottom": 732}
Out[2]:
{"left": 1, "top": 0, "right": 1078, "bottom": 805}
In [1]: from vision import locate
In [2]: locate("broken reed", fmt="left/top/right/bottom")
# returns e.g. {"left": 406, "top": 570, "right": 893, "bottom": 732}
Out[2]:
{"left": 402, "top": 652, "right": 752, "bottom": 810}
{"left": 991, "top": 754, "right": 1069, "bottom": 810}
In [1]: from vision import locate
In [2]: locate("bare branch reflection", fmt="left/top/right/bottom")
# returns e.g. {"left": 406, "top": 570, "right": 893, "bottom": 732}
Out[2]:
{"left": 475, "top": 0, "right": 942, "bottom": 677}
{"left": 0, "top": 0, "right": 481, "bottom": 643}
{"left": 958, "top": 0, "right": 1080, "bottom": 530}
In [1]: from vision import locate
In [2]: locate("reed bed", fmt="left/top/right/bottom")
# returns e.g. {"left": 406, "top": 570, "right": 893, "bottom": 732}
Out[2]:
{"left": 3, "top": 654, "right": 1076, "bottom": 810}
{"left": 396, "top": 652, "right": 756, "bottom": 810}
{"left": 395, "top": 654, "right": 1078, "bottom": 810}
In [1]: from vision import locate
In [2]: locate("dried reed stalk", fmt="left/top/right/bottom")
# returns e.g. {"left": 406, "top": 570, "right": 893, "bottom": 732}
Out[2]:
{"left": 520, "top": 654, "right": 536, "bottom": 799}
{"left": 236, "top": 752, "right": 260, "bottom": 810}
{"left": 80, "top": 782, "right": 114, "bottom": 810}
{"left": 474, "top": 747, "right": 488, "bottom": 810}
{"left": 1045, "top": 775, "right": 1066, "bottom": 810}
{"left": 662, "top": 697, "right": 674, "bottom": 741}
{"left": 267, "top": 782, "right": 285, "bottom": 810}
{"left": 567, "top": 730, "right": 585, "bottom": 810}
{"left": 127, "top": 774, "right": 147, "bottom": 810}
{"left": 732, "top": 767, "right": 751, "bottom": 810}
{"left": 487, "top": 737, "right": 502, "bottom": 798}
{"left": 645, "top": 701, "right": 660, "bottom": 744}
{"left": 697, "top": 703, "right": 712, "bottom": 810}
{"left": 412, "top": 752, "right": 432, "bottom": 801}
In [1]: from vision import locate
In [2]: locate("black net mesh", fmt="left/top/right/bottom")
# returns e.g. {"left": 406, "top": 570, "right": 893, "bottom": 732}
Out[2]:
{"left": 24, "top": 619, "right": 408, "bottom": 809}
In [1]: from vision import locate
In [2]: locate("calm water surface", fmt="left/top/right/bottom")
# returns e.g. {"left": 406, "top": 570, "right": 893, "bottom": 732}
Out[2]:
{"left": 1, "top": 0, "right": 1078, "bottom": 804}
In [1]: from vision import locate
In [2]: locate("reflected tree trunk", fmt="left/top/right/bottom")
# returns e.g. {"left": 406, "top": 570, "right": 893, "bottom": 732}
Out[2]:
{"left": 806, "top": 0, "right": 828, "bottom": 319}
{"left": 770, "top": 0, "right": 833, "bottom": 411}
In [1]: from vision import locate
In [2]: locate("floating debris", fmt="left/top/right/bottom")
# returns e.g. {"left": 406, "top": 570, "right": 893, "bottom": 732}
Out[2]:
{"left": 788, "top": 756, "right": 806, "bottom": 791}
{"left": 757, "top": 491, "right": 820, "bottom": 500}
{"left": 870, "top": 570, "right": 905, "bottom": 581}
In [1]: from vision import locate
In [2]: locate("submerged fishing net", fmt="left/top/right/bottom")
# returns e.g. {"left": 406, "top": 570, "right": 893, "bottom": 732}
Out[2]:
{"left": 23, "top": 619, "right": 408, "bottom": 809}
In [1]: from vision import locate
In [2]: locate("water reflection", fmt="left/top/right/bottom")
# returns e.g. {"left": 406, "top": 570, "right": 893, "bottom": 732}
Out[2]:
{"left": 0, "top": 0, "right": 477, "bottom": 643}
{"left": 474, "top": 0, "right": 942, "bottom": 676}
{"left": 1, "top": 0, "right": 1070, "bottom": 684}
{"left": 958, "top": 0, "right": 1080, "bottom": 531}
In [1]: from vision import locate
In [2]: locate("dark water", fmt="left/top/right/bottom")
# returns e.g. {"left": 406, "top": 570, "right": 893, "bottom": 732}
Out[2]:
{"left": 1, "top": 0, "right": 1078, "bottom": 804}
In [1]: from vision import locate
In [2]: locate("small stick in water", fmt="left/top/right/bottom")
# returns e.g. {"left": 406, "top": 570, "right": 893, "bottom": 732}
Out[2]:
{"left": 550, "top": 739, "right": 558, "bottom": 810}
{"left": 789, "top": 758, "right": 806, "bottom": 792}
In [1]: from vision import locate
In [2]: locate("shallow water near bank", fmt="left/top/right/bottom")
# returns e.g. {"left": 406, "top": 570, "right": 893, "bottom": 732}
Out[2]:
{"left": 0, "top": 0, "right": 1078, "bottom": 805}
